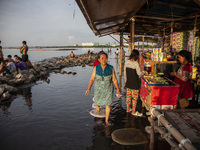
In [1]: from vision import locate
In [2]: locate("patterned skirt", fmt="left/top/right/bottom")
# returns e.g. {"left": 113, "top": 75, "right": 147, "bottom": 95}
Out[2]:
{"left": 94, "top": 74, "right": 114, "bottom": 106}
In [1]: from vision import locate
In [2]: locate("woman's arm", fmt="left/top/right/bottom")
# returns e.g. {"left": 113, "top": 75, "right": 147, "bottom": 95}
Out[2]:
{"left": 171, "top": 72, "right": 188, "bottom": 82}
{"left": 135, "top": 62, "right": 145, "bottom": 76}
{"left": 85, "top": 67, "right": 96, "bottom": 95}
{"left": 112, "top": 68, "right": 121, "bottom": 94}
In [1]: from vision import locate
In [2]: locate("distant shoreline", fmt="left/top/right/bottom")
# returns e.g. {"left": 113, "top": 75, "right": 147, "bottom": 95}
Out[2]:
{"left": 30, "top": 48, "right": 77, "bottom": 51}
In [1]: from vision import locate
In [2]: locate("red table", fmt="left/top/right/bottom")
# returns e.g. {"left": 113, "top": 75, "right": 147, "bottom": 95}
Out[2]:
{"left": 140, "top": 77, "right": 180, "bottom": 110}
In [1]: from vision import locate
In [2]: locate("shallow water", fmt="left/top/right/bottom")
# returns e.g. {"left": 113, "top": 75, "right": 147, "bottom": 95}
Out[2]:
{"left": 0, "top": 48, "right": 171, "bottom": 150}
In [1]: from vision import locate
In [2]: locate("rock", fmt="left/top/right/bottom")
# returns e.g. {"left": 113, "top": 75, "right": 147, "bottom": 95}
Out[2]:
{"left": 72, "top": 72, "right": 77, "bottom": 75}
{"left": 67, "top": 71, "right": 72, "bottom": 74}
{"left": 82, "top": 64, "right": 86, "bottom": 67}
{"left": 14, "top": 79, "right": 24, "bottom": 85}
{"left": 0, "top": 87, "right": 5, "bottom": 95}
{"left": 46, "top": 78, "right": 50, "bottom": 84}
{"left": 21, "top": 74, "right": 28, "bottom": 81}
{"left": 89, "top": 63, "right": 94, "bottom": 66}
{"left": 29, "top": 69, "right": 37, "bottom": 75}
{"left": 21, "top": 70, "right": 29, "bottom": 75}
{"left": 111, "top": 128, "right": 148, "bottom": 146}
{"left": 54, "top": 70, "right": 60, "bottom": 73}
{"left": 60, "top": 70, "right": 66, "bottom": 74}
{"left": 0, "top": 76, "right": 10, "bottom": 83}
{"left": 27, "top": 74, "right": 36, "bottom": 82}
{"left": 0, "top": 84, "right": 18, "bottom": 94}
{"left": 40, "top": 71, "right": 48, "bottom": 77}
{"left": 15, "top": 73, "right": 22, "bottom": 79}
{"left": 2, "top": 91, "right": 11, "bottom": 100}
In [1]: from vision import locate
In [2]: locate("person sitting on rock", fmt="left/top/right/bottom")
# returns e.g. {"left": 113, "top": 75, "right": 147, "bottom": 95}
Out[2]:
{"left": 6, "top": 55, "right": 15, "bottom": 63}
{"left": 69, "top": 51, "right": 75, "bottom": 58}
{"left": 14, "top": 55, "right": 19, "bottom": 63}
{"left": 0, "top": 59, "right": 11, "bottom": 76}
{"left": 5, "top": 59, "right": 17, "bottom": 73}
{"left": 15, "top": 56, "right": 26, "bottom": 72}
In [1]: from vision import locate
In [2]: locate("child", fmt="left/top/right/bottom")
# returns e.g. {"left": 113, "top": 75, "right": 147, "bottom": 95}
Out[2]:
{"left": 124, "top": 49, "right": 145, "bottom": 116}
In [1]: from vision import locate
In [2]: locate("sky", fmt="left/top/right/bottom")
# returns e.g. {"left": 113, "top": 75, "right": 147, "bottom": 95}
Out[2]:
{"left": 0, "top": 0, "right": 119, "bottom": 47}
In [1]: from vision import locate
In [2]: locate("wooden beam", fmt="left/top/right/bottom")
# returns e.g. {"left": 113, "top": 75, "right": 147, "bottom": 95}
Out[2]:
{"left": 112, "top": 30, "right": 130, "bottom": 44}
{"left": 133, "top": 15, "right": 172, "bottom": 21}
{"left": 156, "top": 1, "right": 200, "bottom": 11}
{"left": 130, "top": 18, "right": 135, "bottom": 52}
{"left": 109, "top": 35, "right": 120, "bottom": 44}
{"left": 193, "top": 0, "right": 200, "bottom": 6}
{"left": 119, "top": 32, "right": 123, "bottom": 77}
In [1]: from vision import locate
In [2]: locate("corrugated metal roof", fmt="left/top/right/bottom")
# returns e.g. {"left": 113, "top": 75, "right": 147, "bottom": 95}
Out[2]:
{"left": 76, "top": 0, "right": 200, "bottom": 37}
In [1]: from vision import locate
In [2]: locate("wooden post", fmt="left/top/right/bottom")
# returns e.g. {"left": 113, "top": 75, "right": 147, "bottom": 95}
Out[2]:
{"left": 193, "top": 14, "right": 198, "bottom": 62}
{"left": 119, "top": 32, "right": 123, "bottom": 90}
{"left": 150, "top": 126, "right": 155, "bottom": 150}
{"left": 130, "top": 18, "right": 135, "bottom": 53}
{"left": 170, "top": 22, "right": 174, "bottom": 51}
{"left": 142, "top": 36, "right": 144, "bottom": 50}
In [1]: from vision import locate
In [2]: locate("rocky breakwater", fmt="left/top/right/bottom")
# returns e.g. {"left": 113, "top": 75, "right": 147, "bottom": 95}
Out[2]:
{"left": 0, "top": 53, "right": 97, "bottom": 102}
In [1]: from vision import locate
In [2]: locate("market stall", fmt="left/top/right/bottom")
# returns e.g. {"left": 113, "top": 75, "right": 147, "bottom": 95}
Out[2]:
{"left": 140, "top": 74, "right": 180, "bottom": 110}
{"left": 140, "top": 48, "right": 180, "bottom": 75}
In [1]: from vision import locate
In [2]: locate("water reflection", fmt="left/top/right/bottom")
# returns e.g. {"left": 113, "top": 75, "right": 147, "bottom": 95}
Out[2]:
{"left": 21, "top": 87, "right": 33, "bottom": 110}
{"left": 0, "top": 101, "right": 11, "bottom": 116}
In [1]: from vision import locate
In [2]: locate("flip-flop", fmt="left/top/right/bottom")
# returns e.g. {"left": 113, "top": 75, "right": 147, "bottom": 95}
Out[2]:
{"left": 132, "top": 111, "right": 143, "bottom": 117}
{"left": 126, "top": 108, "right": 132, "bottom": 113}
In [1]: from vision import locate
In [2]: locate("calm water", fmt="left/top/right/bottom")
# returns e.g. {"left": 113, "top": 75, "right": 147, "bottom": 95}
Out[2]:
{"left": 0, "top": 48, "right": 156, "bottom": 150}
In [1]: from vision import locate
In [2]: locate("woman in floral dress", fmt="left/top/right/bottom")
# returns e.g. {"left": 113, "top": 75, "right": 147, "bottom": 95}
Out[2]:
{"left": 85, "top": 52, "right": 121, "bottom": 125}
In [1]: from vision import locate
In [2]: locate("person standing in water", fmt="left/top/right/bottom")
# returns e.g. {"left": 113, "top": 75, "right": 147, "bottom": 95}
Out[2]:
{"left": 85, "top": 52, "right": 121, "bottom": 125}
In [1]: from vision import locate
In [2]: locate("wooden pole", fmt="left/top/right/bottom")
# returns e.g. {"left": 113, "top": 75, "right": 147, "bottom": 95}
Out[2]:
{"left": 150, "top": 108, "right": 197, "bottom": 150}
{"left": 170, "top": 22, "right": 174, "bottom": 51}
{"left": 119, "top": 32, "right": 123, "bottom": 90}
{"left": 142, "top": 36, "right": 144, "bottom": 50}
{"left": 130, "top": 18, "right": 135, "bottom": 53}
{"left": 193, "top": 14, "right": 198, "bottom": 62}
{"left": 109, "top": 35, "right": 120, "bottom": 44}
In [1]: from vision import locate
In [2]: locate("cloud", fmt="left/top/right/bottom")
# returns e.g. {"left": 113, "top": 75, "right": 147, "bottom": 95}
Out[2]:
{"left": 67, "top": 36, "right": 75, "bottom": 45}
{"left": 0, "top": 0, "right": 117, "bottom": 47}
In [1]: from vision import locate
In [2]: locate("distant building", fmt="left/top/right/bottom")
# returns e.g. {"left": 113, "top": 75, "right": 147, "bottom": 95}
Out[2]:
{"left": 74, "top": 44, "right": 78, "bottom": 46}
{"left": 82, "top": 42, "right": 94, "bottom": 46}
{"left": 94, "top": 42, "right": 99, "bottom": 46}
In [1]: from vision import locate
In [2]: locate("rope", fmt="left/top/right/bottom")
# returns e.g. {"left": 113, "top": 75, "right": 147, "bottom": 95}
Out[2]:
{"left": 179, "top": 138, "right": 191, "bottom": 149}
{"left": 167, "top": 125, "right": 173, "bottom": 139}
